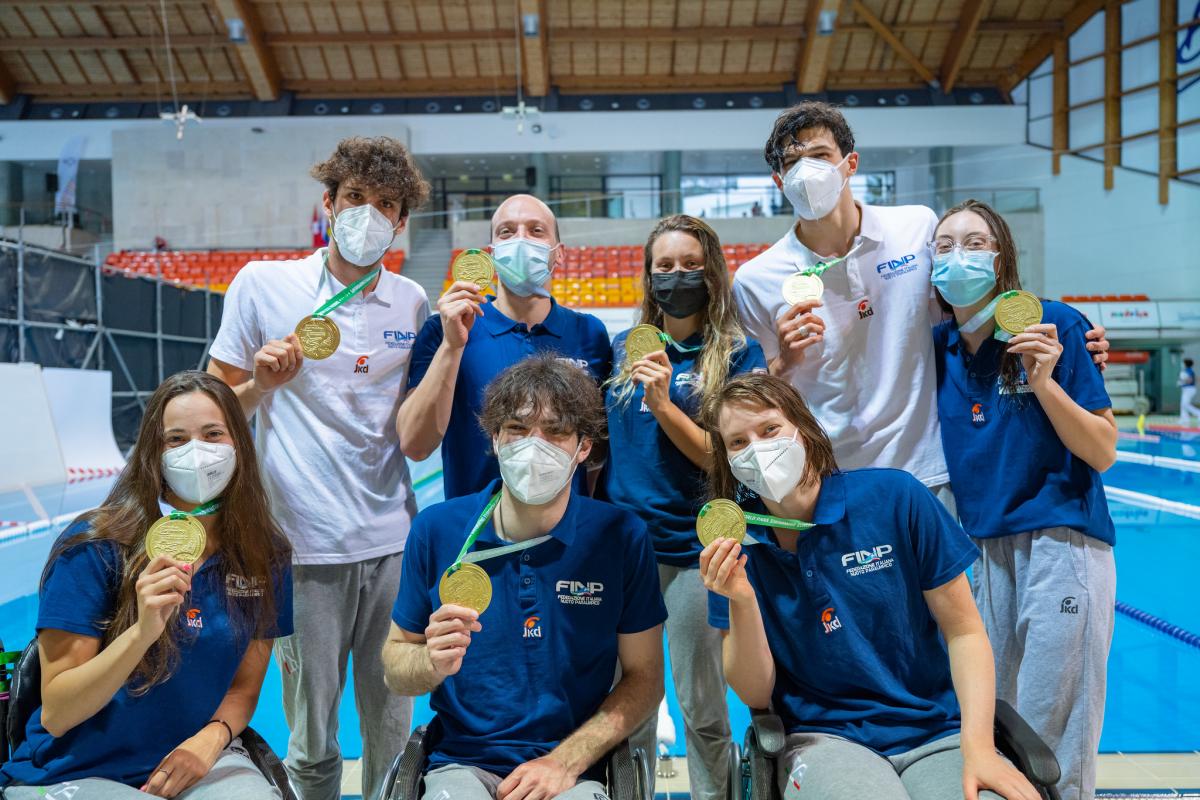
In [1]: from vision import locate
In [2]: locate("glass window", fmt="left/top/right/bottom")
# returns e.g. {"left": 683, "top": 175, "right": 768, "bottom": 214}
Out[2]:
{"left": 682, "top": 175, "right": 786, "bottom": 218}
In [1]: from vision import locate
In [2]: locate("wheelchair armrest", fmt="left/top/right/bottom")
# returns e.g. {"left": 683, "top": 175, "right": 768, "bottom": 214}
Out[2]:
{"left": 238, "top": 726, "right": 294, "bottom": 800}
{"left": 993, "top": 699, "right": 1061, "bottom": 792}
{"left": 605, "top": 737, "right": 642, "bottom": 800}
{"left": 381, "top": 725, "right": 431, "bottom": 800}
{"left": 749, "top": 710, "right": 786, "bottom": 759}
{"left": 7, "top": 639, "right": 40, "bottom": 755}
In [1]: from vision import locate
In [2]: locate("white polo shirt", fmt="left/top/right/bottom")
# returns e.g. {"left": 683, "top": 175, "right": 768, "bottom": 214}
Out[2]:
{"left": 209, "top": 249, "right": 429, "bottom": 564}
{"left": 732, "top": 203, "right": 949, "bottom": 487}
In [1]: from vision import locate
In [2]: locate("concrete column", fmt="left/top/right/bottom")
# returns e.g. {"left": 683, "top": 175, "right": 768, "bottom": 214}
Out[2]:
{"left": 0, "top": 161, "right": 23, "bottom": 227}
{"left": 531, "top": 151, "right": 550, "bottom": 201}
{"left": 930, "top": 145, "right": 954, "bottom": 214}
{"left": 662, "top": 150, "right": 682, "bottom": 216}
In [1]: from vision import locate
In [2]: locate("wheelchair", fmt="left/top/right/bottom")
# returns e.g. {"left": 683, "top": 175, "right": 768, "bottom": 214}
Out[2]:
{"left": 377, "top": 722, "right": 651, "bottom": 800}
{"left": 732, "top": 702, "right": 1063, "bottom": 800}
{"left": 0, "top": 637, "right": 296, "bottom": 800}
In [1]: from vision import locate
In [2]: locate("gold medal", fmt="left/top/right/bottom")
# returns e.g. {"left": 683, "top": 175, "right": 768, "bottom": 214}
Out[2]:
{"left": 625, "top": 324, "right": 666, "bottom": 363}
{"left": 994, "top": 290, "right": 1043, "bottom": 337}
{"left": 145, "top": 515, "right": 206, "bottom": 564}
{"left": 782, "top": 273, "right": 824, "bottom": 305}
{"left": 451, "top": 249, "right": 495, "bottom": 292}
{"left": 294, "top": 315, "right": 341, "bottom": 360}
{"left": 438, "top": 563, "right": 493, "bottom": 614}
{"left": 696, "top": 499, "right": 747, "bottom": 547}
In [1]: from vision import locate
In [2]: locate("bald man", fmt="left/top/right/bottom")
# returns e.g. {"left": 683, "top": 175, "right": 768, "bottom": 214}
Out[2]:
{"left": 398, "top": 194, "right": 613, "bottom": 498}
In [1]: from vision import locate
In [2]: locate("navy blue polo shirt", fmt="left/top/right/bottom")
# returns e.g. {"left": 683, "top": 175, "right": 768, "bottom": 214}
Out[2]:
{"left": 392, "top": 479, "right": 667, "bottom": 779}
{"left": 602, "top": 331, "right": 766, "bottom": 566}
{"left": 1, "top": 524, "right": 292, "bottom": 788}
{"left": 708, "top": 469, "right": 978, "bottom": 756}
{"left": 407, "top": 299, "right": 613, "bottom": 499}
{"left": 933, "top": 299, "right": 1115, "bottom": 544}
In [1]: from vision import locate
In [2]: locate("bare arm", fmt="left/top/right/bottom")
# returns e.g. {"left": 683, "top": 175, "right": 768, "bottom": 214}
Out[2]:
{"left": 381, "top": 605, "right": 482, "bottom": 696}
{"left": 39, "top": 556, "right": 191, "bottom": 737}
{"left": 395, "top": 281, "right": 484, "bottom": 460}
{"left": 1008, "top": 323, "right": 1118, "bottom": 472}
{"left": 701, "top": 538, "right": 775, "bottom": 709}
{"left": 207, "top": 332, "right": 304, "bottom": 419}
{"left": 496, "top": 626, "right": 664, "bottom": 799}
{"left": 925, "top": 574, "right": 1039, "bottom": 800}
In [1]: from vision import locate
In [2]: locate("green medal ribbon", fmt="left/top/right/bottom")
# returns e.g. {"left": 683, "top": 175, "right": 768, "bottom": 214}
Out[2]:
{"left": 446, "top": 492, "right": 553, "bottom": 575}
{"left": 743, "top": 511, "right": 815, "bottom": 531}
{"left": 660, "top": 332, "right": 703, "bottom": 353}
{"left": 799, "top": 253, "right": 849, "bottom": 278}
{"left": 165, "top": 499, "right": 221, "bottom": 521}
{"left": 311, "top": 265, "right": 381, "bottom": 319}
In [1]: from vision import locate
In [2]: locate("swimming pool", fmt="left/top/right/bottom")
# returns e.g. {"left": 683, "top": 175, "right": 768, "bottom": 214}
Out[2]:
{"left": 2, "top": 436, "right": 1197, "bottom": 759}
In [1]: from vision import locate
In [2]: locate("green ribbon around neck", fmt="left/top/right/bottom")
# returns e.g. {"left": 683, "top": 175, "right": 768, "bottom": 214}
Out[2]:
{"left": 446, "top": 492, "right": 554, "bottom": 575}
{"left": 311, "top": 266, "right": 381, "bottom": 318}
{"left": 166, "top": 499, "right": 221, "bottom": 521}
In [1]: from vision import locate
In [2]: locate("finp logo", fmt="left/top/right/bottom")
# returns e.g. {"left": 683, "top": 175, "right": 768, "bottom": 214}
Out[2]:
{"left": 523, "top": 615, "right": 543, "bottom": 638}
{"left": 186, "top": 608, "right": 204, "bottom": 629}
{"left": 875, "top": 253, "right": 917, "bottom": 274}
{"left": 840, "top": 544, "right": 893, "bottom": 567}
{"left": 857, "top": 298, "right": 874, "bottom": 319}
{"left": 555, "top": 579, "right": 605, "bottom": 606}
{"left": 384, "top": 330, "right": 417, "bottom": 350}
{"left": 820, "top": 606, "right": 843, "bottom": 634}
{"left": 354, "top": 355, "right": 369, "bottom": 374}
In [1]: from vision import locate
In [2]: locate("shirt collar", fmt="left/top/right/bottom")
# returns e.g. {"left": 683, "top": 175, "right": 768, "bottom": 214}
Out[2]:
{"left": 811, "top": 472, "right": 848, "bottom": 525}
{"left": 480, "top": 297, "right": 564, "bottom": 338}
{"left": 784, "top": 201, "right": 882, "bottom": 268}
{"left": 469, "top": 478, "right": 578, "bottom": 548}
{"left": 314, "top": 248, "right": 394, "bottom": 308}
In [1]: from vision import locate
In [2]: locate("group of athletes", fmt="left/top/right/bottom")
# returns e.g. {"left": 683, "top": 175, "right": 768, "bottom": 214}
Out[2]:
{"left": 0, "top": 102, "right": 1118, "bottom": 800}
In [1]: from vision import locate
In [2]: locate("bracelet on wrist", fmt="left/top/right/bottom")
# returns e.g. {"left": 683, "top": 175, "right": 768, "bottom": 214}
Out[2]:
{"left": 206, "top": 718, "right": 234, "bottom": 749}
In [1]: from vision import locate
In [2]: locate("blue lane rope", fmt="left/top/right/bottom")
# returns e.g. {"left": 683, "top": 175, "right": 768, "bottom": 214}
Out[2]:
{"left": 1115, "top": 601, "right": 1200, "bottom": 651}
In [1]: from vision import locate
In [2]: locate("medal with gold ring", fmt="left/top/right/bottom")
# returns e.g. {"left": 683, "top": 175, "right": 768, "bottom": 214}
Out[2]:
{"left": 696, "top": 499, "right": 748, "bottom": 547}
{"left": 145, "top": 514, "right": 207, "bottom": 565}
{"left": 626, "top": 324, "right": 666, "bottom": 363}
{"left": 452, "top": 249, "right": 495, "bottom": 292}
{"left": 438, "top": 563, "right": 493, "bottom": 614}
{"left": 994, "top": 290, "right": 1043, "bottom": 337}
{"left": 782, "top": 273, "right": 824, "bottom": 306}
{"left": 294, "top": 315, "right": 341, "bottom": 360}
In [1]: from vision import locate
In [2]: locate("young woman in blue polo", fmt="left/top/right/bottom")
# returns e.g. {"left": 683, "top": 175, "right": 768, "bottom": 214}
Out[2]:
{"left": 929, "top": 199, "right": 1117, "bottom": 800}
{"left": 0, "top": 371, "right": 292, "bottom": 800}
{"left": 698, "top": 373, "right": 1038, "bottom": 800}
{"left": 601, "top": 214, "right": 765, "bottom": 799}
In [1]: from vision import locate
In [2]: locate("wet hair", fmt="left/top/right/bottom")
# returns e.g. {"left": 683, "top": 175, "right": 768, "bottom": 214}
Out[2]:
{"left": 700, "top": 373, "right": 838, "bottom": 503}
{"left": 764, "top": 101, "right": 856, "bottom": 174}
{"left": 43, "top": 371, "right": 290, "bottom": 694}
{"left": 478, "top": 354, "right": 607, "bottom": 462}
{"left": 310, "top": 136, "right": 430, "bottom": 218}
{"left": 934, "top": 198, "right": 1024, "bottom": 398}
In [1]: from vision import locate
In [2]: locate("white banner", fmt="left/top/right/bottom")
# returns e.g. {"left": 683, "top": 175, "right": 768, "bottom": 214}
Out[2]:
{"left": 53, "top": 135, "right": 87, "bottom": 215}
{"left": 1158, "top": 301, "right": 1200, "bottom": 330}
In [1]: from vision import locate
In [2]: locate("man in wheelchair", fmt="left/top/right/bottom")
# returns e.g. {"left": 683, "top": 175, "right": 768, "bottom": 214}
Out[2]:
{"left": 381, "top": 355, "right": 667, "bottom": 800}
{"left": 698, "top": 374, "right": 1044, "bottom": 800}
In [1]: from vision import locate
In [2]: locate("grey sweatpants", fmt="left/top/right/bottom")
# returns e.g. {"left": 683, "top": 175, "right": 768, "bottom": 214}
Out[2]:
{"left": 0, "top": 740, "right": 281, "bottom": 800}
{"left": 630, "top": 563, "right": 732, "bottom": 800}
{"left": 972, "top": 527, "right": 1115, "bottom": 800}
{"left": 777, "top": 731, "right": 1002, "bottom": 800}
{"left": 421, "top": 764, "right": 609, "bottom": 799}
{"left": 278, "top": 551, "right": 412, "bottom": 800}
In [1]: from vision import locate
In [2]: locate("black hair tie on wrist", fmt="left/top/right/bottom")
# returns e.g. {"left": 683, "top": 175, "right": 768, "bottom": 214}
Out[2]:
{"left": 208, "top": 718, "right": 234, "bottom": 749}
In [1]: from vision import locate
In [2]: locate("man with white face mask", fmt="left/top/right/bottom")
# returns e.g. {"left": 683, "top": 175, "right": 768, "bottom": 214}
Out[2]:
{"left": 207, "top": 137, "right": 431, "bottom": 800}
{"left": 398, "top": 194, "right": 613, "bottom": 499}
{"left": 732, "top": 102, "right": 1109, "bottom": 503}
{"left": 383, "top": 355, "right": 666, "bottom": 800}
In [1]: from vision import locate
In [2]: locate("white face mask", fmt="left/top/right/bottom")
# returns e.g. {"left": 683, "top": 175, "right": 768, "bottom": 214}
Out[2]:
{"left": 161, "top": 439, "right": 236, "bottom": 505}
{"left": 496, "top": 435, "right": 581, "bottom": 505}
{"left": 492, "top": 237, "right": 555, "bottom": 297}
{"left": 782, "top": 155, "right": 850, "bottom": 221}
{"left": 728, "top": 431, "right": 807, "bottom": 503}
{"left": 331, "top": 203, "right": 398, "bottom": 268}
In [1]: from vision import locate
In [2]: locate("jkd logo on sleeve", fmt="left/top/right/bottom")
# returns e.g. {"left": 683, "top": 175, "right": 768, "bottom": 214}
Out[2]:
{"left": 840, "top": 545, "right": 894, "bottom": 576}
{"left": 555, "top": 579, "right": 604, "bottom": 606}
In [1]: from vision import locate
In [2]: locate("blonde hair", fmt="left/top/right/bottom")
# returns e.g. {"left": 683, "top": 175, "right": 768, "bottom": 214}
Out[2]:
{"left": 610, "top": 215, "right": 748, "bottom": 408}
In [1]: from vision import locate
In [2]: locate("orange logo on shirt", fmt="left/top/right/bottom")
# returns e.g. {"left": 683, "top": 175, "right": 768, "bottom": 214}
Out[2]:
{"left": 820, "top": 607, "right": 842, "bottom": 634}
{"left": 185, "top": 608, "right": 204, "bottom": 629}
{"left": 523, "top": 615, "right": 543, "bottom": 639}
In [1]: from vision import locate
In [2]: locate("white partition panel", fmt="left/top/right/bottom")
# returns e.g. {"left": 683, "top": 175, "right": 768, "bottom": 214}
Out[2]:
{"left": 40, "top": 368, "right": 125, "bottom": 475}
{"left": 0, "top": 363, "right": 66, "bottom": 493}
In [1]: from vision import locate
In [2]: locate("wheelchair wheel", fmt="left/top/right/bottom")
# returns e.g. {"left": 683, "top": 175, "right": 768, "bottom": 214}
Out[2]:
{"left": 749, "top": 744, "right": 774, "bottom": 800}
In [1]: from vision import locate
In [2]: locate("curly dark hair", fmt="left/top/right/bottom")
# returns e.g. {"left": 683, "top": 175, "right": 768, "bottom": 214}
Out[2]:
{"left": 764, "top": 101, "right": 856, "bottom": 174}
{"left": 478, "top": 354, "right": 607, "bottom": 461}
{"left": 310, "top": 136, "right": 431, "bottom": 217}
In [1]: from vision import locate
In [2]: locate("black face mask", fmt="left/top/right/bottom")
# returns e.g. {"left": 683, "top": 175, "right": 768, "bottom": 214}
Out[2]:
{"left": 651, "top": 270, "right": 709, "bottom": 319}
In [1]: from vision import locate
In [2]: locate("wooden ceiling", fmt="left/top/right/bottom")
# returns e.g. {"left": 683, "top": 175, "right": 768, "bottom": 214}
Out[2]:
{"left": 0, "top": 0, "right": 1103, "bottom": 106}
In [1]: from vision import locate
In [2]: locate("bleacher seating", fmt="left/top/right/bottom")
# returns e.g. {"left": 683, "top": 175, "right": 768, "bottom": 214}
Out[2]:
{"left": 442, "top": 243, "right": 770, "bottom": 308}
{"left": 103, "top": 249, "right": 406, "bottom": 293}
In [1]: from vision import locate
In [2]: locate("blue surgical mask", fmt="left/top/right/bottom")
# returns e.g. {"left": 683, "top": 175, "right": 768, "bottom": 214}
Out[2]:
{"left": 492, "top": 237, "right": 555, "bottom": 297}
{"left": 931, "top": 249, "right": 997, "bottom": 307}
